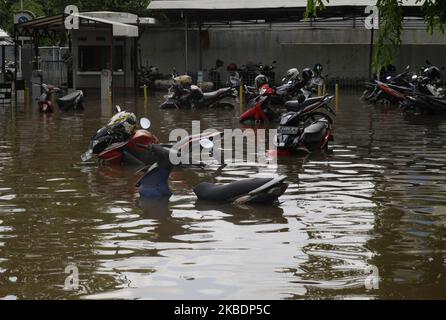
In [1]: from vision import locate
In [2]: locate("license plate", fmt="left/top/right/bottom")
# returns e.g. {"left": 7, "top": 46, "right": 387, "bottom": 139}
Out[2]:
{"left": 278, "top": 126, "right": 300, "bottom": 135}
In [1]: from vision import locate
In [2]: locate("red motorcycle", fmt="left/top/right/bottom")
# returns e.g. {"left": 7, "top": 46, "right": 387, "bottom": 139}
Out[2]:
{"left": 239, "top": 84, "right": 279, "bottom": 124}
{"left": 81, "top": 107, "right": 160, "bottom": 166}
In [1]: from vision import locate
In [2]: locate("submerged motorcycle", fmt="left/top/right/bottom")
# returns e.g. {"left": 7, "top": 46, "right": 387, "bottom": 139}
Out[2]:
{"left": 276, "top": 95, "right": 336, "bottom": 154}
{"left": 37, "top": 83, "right": 84, "bottom": 113}
{"left": 160, "top": 74, "right": 237, "bottom": 109}
{"left": 81, "top": 106, "right": 160, "bottom": 166}
{"left": 401, "top": 93, "right": 446, "bottom": 115}
{"left": 363, "top": 63, "right": 445, "bottom": 105}
{"left": 136, "top": 140, "right": 288, "bottom": 204}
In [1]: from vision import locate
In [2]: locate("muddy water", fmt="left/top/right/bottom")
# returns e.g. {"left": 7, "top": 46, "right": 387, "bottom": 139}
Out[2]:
{"left": 0, "top": 90, "right": 445, "bottom": 299}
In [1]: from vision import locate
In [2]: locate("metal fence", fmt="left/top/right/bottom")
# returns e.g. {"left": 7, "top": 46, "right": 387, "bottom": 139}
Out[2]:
{"left": 39, "top": 47, "right": 69, "bottom": 87}
{"left": 40, "top": 60, "right": 68, "bottom": 87}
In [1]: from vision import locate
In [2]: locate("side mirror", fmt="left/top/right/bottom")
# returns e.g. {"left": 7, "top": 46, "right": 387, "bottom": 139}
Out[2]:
{"left": 426, "top": 60, "right": 432, "bottom": 66}
{"left": 272, "top": 60, "right": 277, "bottom": 64}
{"left": 114, "top": 105, "right": 122, "bottom": 113}
{"left": 200, "top": 138, "right": 214, "bottom": 149}
{"left": 405, "top": 65, "right": 410, "bottom": 71}
{"left": 140, "top": 117, "right": 151, "bottom": 129}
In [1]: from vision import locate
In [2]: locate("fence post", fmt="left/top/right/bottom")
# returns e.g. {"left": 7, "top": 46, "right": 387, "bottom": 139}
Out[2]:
{"left": 239, "top": 84, "right": 244, "bottom": 114}
{"left": 335, "top": 83, "right": 339, "bottom": 110}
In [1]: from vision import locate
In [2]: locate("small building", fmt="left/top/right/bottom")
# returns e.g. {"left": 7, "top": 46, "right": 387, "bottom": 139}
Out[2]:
{"left": 15, "top": 11, "right": 157, "bottom": 90}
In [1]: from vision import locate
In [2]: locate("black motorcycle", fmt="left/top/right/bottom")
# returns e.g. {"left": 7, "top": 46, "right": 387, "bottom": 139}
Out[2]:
{"left": 276, "top": 95, "right": 336, "bottom": 154}
{"left": 138, "top": 65, "right": 162, "bottom": 91}
{"left": 363, "top": 63, "right": 445, "bottom": 104}
{"left": 136, "top": 141, "right": 288, "bottom": 204}
{"left": 401, "top": 93, "right": 446, "bottom": 115}
{"left": 160, "top": 80, "right": 237, "bottom": 110}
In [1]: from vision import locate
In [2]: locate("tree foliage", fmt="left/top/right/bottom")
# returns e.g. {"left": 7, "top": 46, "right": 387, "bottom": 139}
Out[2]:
{"left": 305, "top": 0, "right": 446, "bottom": 72}
{"left": 304, "top": 0, "right": 328, "bottom": 18}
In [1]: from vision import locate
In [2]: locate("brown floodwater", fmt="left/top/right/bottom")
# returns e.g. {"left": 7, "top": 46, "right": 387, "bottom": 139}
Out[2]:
{"left": 0, "top": 89, "right": 445, "bottom": 299}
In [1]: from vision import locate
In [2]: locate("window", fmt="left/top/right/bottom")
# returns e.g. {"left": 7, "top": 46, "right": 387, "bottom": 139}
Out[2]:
{"left": 78, "top": 46, "right": 124, "bottom": 72}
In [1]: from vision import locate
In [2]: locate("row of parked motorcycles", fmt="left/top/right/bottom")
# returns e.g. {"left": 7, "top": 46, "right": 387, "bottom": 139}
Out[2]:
{"left": 81, "top": 64, "right": 335, "bottom": 205}
{"left": 160, "top": 63, "right": 335, "bottom": 155}
{"left": 362, "top": 61, "right": 446, "bottom": 114}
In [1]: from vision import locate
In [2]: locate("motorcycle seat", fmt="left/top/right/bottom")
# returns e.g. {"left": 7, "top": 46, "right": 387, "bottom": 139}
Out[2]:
{"left": 285, "top": 96, "right": 324, "bottom": 111}
{"left": 202, "top": 88, "right": 232, "bottom": 100}
{"left": 193, "top": 178, "right": 274, "bottom": 202}
{"left": 57, "top": 90, "right": 82, "bottom": 102}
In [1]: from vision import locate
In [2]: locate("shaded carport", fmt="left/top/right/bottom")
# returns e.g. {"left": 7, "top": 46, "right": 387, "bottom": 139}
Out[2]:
{"left": 0, "top": 29, "right": 13, "bottom": 81}
{"left": 14, "top": 12, "right": 156, "bottom": 101}
{"left": 147, "top": 0, "right": 423, "bottom": 79}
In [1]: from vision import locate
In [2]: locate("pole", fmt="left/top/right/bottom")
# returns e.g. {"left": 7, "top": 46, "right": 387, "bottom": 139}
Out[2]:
{"left": 335, "top": 83, "right": 339, "bottom": 110}
{"left": 110, "top": 27, "right": 114, "bottom": 111}
{"left": 134, "top": 36, "right": 138, "bottom": 95}
{"left": 368, "top": 27, "right": 375, "bottom": 80}
{"left": 184, "top": 13, "right": 188, "bottom": 75}
{"left": 143, "top": 84, "right": 148, "bottom": 104}
{"left": 239, "top": 84, "right": 244, "bottom": 114}
{"left": 198, "top": 19, "right": 203, "bottom": 71}
{"left": 1, "top": 45, "right": 5, "bottom": 75}
{"left": 14, "top": 27, "right": 18, "bottom": 104}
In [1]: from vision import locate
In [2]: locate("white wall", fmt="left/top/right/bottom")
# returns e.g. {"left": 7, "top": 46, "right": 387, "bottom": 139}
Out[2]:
{"left": 71, "top": 29, "right": 135, "bottom": 89}
{"left": 139, "top": 26, "right": 446, "bottom": 84}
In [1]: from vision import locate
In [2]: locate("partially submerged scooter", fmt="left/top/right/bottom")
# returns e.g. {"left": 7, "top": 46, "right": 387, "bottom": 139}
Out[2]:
{"left": 36, "top": 83, "right": 84, "bottom": 113}
{"left": 136, "top": 139, "right": 288, "bottom": 204}
{"left": 81, "top": 106, "right": 159, "bottom": 166}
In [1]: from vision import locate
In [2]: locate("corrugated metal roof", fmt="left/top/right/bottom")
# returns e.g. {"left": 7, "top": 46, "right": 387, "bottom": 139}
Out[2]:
{"left": 148, "top": 0, "right": 421, "bottom": 10}
{"left": 0, "top": 28, "right": 10, "bottom": 39}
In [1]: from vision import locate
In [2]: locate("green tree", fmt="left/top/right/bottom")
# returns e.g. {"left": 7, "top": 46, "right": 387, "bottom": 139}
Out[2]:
{"left": 305, "top": 0, "right": 446, "bottom": 72}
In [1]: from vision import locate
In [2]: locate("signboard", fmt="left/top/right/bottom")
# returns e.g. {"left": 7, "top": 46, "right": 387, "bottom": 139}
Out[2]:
{"left": 14, "top": 11, "right": 36, "bottom": 25}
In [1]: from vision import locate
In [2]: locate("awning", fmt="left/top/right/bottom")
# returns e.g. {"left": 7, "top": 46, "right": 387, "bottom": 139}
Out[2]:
{"left": 0, "top": 29, "right": 13, "bottom": 46}
{"left": 147, "top": 0, "right": 423, "bottom": 22}
{"left": 15, "top": 11, "right": 158, "bottom": 38}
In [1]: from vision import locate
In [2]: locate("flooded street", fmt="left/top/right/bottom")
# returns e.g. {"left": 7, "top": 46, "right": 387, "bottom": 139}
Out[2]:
{"left": 0, "top": 90, "right": 445, "bottom": 299}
